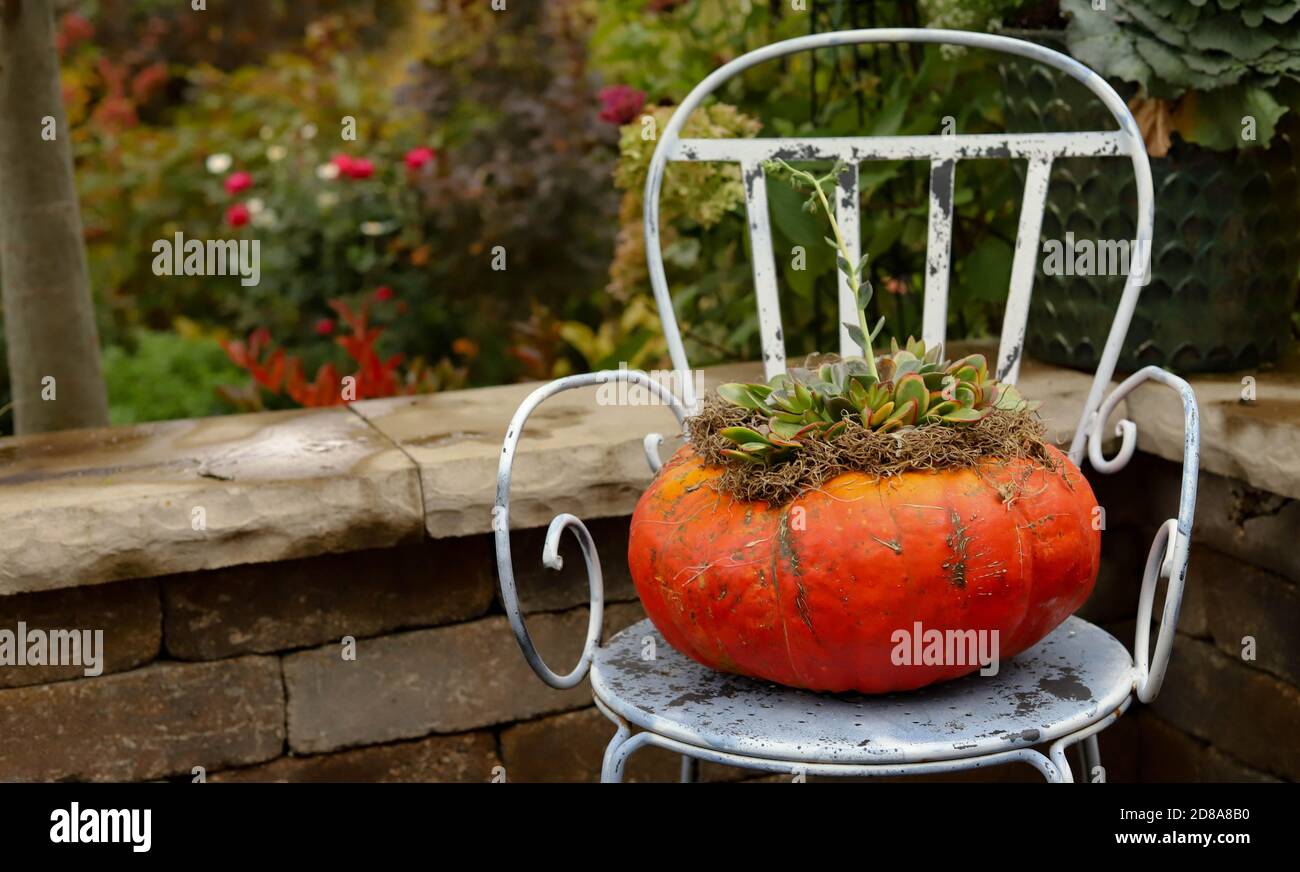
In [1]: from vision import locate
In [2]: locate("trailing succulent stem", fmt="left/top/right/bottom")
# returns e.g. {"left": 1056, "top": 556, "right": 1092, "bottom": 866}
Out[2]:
{"left": 717, "top": 160, "right": 1036, "bottom": 466}
{"left": 768, "top": 159, "right": 885, "bottom": 378}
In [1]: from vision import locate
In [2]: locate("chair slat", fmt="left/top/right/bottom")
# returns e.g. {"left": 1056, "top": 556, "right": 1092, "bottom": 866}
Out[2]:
{"left": 669, "top": 131, "right": 1129, "bottom": 163}
{"left": 996, "top": 156, "right": 1054, "bottom": 384}
{"left": 835, "top": 163, "right": 861, "bottom": 358}
{"left": 922, "top": 157, "right": 956, "bottom": 351}
{"left": 740, "top": 161, "right": 787, "bottom": 380}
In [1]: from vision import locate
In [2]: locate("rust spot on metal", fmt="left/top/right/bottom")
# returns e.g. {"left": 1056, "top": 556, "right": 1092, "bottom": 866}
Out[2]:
{"left": 1038, "top": 667, "right": 1091, "bottom": 702}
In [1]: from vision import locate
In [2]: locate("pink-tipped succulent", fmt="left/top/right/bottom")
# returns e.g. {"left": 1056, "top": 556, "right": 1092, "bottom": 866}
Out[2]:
{"left": 716, "top": 338, "right": 1037, "bottom": 465}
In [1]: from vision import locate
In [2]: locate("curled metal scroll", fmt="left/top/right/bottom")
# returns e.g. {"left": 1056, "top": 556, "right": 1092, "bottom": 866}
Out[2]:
{"left": 1086, "top": 366, "right": 1200, "bottom": 702}
{"left": 494, "top": 370, "right": 687, "bottom": 689}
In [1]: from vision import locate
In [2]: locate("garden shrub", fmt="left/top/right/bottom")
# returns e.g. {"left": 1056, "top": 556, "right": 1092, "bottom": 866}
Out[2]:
{"left": 591, "top": 0, "right": 1026, "bottom": 368}
{"left": 101, "top": 328, "right": 244, "bottom": 425}
{"left": 0, "top": 0, "right": 1048, "bottom": 433}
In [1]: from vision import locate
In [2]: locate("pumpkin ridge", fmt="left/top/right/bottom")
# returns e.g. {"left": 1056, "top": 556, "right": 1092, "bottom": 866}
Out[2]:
{"left": 1006, "top": 471, "right": 1034, "bottom": 650}
{"left": 768, "top": 507, "right": 809, "bottom": 689}
{"left": 883, "top": 485, "right": 915, "bottom": 683}
{"left": 942, "top": 506, "right": 973, "bottom": 589}
{"left": 777, "top": 508, "right": 815, "bottom": 635}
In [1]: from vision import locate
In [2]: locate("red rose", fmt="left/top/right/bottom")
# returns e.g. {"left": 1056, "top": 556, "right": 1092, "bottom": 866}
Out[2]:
{"left": 343, "top": 157, "right": 374, "bottom": 180}
{"left": 330, "top": 153, "right": 355, "bottom": 176}
{"left": 225, "top": 203, "right": 250, "bottom": 228}
{"left": 597, "top": 85, "right": 646, "bottom": 126}
{"left": 374, "top": 286, "right": 394, "bottom": 301}
{"left": 404, "top": 146, "right": 436, "bottom": 172}
{"left": 224, "top": 171, "right": 253, "bottom": 195}
{"left": 315, "top": 318, "right": 335, "bottom": 336}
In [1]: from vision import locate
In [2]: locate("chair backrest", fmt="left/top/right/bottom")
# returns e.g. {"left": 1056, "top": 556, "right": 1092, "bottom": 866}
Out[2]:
{"left": 643, "top": 28, "right": 1154, "bottom": 466}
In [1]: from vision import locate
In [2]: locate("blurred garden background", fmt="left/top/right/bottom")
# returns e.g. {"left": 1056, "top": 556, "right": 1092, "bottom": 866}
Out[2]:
{"left": 1, "top": 0, "right": 1296, "bottom": 434}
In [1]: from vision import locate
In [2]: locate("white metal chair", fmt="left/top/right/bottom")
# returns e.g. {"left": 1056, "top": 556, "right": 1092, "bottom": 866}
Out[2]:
{"left": 493, "top": 29, "right": 1199, "bottom": 783}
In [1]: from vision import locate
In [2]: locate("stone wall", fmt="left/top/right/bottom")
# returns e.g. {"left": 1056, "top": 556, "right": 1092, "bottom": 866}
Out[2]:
{"left": 0, "top": 358, "right": 1295, "bottom": 782}
{"left": 0, "top": 459, "right": 1293, "bottom": 783}
{"left": 0, "top": 518, "right": 748, "bottom": 783}
{"left": 1078, "top": 457, "right": 1297, "bottom": 783}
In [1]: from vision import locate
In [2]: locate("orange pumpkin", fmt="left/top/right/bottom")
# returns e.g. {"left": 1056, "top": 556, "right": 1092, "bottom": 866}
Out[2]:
{"left": 628, "top": 444, "right": 1100, "bottom": 694}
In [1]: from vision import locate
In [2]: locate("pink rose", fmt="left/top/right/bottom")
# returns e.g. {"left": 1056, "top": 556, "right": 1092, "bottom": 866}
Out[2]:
{"left": 225, "top": 203, "right": 250, "bottom": 228}
{"left": 343, "top": 157, "right": 374, "bottom": 180}
{"left": 224, "top": 171, "right": 253, "bottom": 195}
{"left": 330, "top": 153, "right": 355, "bottom": 176}
{"left": 404, "top": 146, "right": 436, "bottom": 172}
{"left": 597, "top": 85, "right": 646, "bottom": 126}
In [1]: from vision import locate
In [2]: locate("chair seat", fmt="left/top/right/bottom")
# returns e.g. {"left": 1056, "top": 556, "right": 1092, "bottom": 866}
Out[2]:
{"left": 591, "top": 616, "right": 1134, "bottom": 766}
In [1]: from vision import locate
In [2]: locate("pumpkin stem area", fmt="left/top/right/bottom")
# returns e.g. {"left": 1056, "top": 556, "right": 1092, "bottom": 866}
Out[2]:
{"left": 686, "top": 392, "right": 1060, "bottom": 505}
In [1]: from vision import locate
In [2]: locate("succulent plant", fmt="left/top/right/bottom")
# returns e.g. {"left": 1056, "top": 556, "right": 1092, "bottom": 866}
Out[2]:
{"left": 715, "top": 340, "right": 1036, "bottom": 465}
{"left": 714, "top": 158, "right": 1036, "bottom": 466}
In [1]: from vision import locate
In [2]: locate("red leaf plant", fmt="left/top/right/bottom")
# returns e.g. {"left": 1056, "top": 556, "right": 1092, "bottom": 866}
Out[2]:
{"left": 221, "top": 297, "right": 439, "bottom": 408}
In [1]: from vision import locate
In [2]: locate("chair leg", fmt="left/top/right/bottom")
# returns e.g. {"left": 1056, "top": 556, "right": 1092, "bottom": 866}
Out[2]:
{"left": 1040, "top": 753, "right": 1068, "bottom": 783}
{"left": 602, "top": 730, "right": 655, "bottom": 783}
{"left": 1083, "top": 734, "right": 1103, "bottom": 783}
{"left": 1048, "top": 715, "right": 1118, "bottom": 784}
{"left": 680, "top": 755, "right": 700, "bottom": 783}
{"left": 600, "top": 718, "right": 632, "bottom": 783}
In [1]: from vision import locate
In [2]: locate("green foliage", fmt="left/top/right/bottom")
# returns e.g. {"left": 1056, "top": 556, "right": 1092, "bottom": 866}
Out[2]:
{"left": 73, "top": 37, "right": 440, "bottom": 361}
{"left": 590, "top": 0, "right": 796, "bottom": 100}
{"left": 597, "top": 0, "right": 1024, "bottom": 370}
{"left": 58, "top": 3, "right": 609, "bottom": 411}
{"left": 606, "top": 99, "right": 767, "bottom": 368}
{"left": 615, "top": 104, "right": 760, "bottom": 226}
{"left": 1063, "top": 0, "right": 1300, "bottom": 149}
{"left": 919, "top": 0, "right": 1036, "bottom": 33}
{"left": 396, "top": 0, "right": 622, "bottom": 381}
{"left": 0, "top": 2, "right": 1050, "bottom": 432}
{"left": 102, "top": 330, "right": 243, "bottom": 425}
{"left": 71, "top": 0, "right": 400, "bottom": 72}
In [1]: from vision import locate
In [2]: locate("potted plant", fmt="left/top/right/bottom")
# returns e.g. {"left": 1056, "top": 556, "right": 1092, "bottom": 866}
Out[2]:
{"left": 998, "top": 0, "right": 1300, "bottom": 372}
{"left": 627, "top": 163, "right": 1101, "bottom": 693}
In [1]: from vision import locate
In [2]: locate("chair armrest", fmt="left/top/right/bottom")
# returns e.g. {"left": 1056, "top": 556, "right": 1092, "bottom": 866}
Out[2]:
{"left": 493, "top": 370, "right": 688, "bottom": 689}
{"left": 1085, "top": 365, "right": 1200, "bottom": 702}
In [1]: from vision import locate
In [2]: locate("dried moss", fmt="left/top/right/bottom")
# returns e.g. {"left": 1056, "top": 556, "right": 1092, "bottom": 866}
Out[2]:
{"left": 686, "top": 392, "right": 1059, "bottom": 505}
